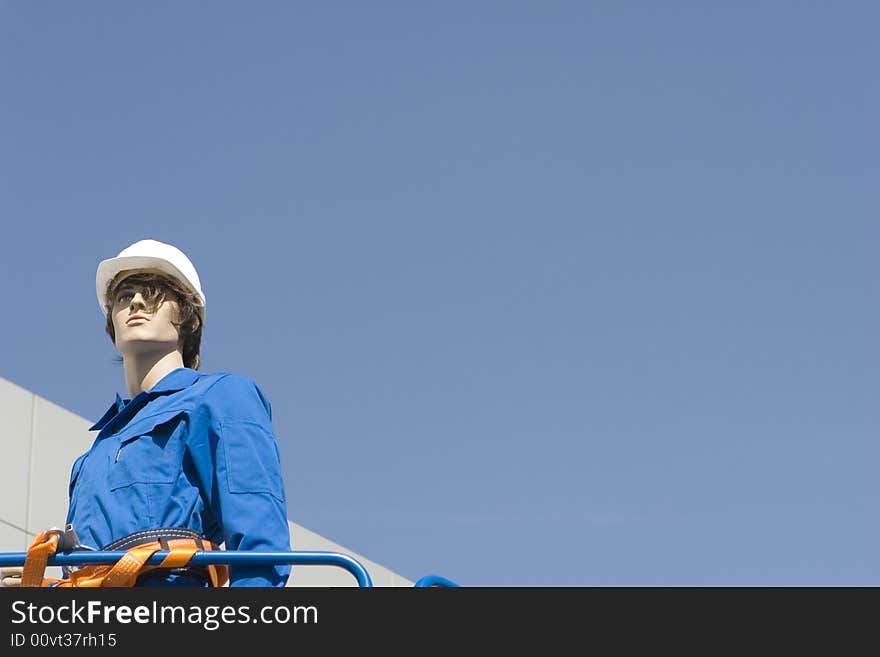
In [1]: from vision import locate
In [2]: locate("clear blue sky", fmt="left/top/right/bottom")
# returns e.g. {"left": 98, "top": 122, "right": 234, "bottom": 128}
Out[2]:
{"left": 1, "top": 2, "right": 877, "bottom": 585}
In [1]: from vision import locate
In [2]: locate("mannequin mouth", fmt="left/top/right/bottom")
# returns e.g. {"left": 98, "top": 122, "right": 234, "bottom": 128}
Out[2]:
{"left": 126, "top": 316, "right": 150, "bottom": 324}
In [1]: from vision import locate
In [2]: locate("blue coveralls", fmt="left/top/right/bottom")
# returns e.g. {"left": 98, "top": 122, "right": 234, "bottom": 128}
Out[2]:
{"left": 65, "top": 367, "right": 291, "bottom": 587}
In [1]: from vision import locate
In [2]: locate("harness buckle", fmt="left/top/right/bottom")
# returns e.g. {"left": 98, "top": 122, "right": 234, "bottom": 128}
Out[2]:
{"left": 57, "top": 524, "right": 95, "bottom": 553}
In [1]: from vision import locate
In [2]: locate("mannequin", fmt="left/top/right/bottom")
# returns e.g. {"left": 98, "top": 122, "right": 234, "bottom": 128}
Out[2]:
{"left": 2, "top": 241, "right": 291, "bottom": 587}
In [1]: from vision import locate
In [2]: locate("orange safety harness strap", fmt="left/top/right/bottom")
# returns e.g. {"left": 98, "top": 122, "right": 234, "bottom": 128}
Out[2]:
{"left": 20, "top": 530, "right": 61, "bottom": 587}
{"left": 21, "top": 530, "right": 229, "bottom": 588}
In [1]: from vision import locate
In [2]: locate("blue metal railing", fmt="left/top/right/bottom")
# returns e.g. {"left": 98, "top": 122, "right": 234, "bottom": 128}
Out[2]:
{"left": 0, "top": 550, "right": 373, "bottom": 588}
{"left": 414, "top": 574, "right": 459, "bottom": 587}
{"left": 0, "top": 550, "right": 461, "bottom": 588}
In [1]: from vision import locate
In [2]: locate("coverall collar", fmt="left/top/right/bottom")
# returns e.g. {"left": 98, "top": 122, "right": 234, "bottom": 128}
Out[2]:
{"left": 89, "top": 367, "right": 201, "bottom": 431}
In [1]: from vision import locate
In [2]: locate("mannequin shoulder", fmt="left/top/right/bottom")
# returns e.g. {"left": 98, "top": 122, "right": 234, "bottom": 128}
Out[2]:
{"left": 193, "top": 371, "right": 273, "bottom": 418}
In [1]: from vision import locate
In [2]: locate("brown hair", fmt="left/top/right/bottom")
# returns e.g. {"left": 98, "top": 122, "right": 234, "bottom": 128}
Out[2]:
{"left": 104, "top": 271, "right": 204, "bottom": 370}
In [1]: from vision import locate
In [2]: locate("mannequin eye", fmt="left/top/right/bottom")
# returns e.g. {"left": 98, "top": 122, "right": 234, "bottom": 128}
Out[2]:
{"left": 116, "top": 292, "right": 132, "bottom": 303}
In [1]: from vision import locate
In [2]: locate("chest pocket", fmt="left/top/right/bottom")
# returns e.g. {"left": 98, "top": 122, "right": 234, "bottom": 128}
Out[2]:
{"left": 109, "top": 410, "right": 186, "bottom": 490}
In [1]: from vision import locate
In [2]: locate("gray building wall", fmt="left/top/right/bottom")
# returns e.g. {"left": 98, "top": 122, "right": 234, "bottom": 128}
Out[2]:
{"left": 0, "top": 376, "right": 411, "bottom": 587}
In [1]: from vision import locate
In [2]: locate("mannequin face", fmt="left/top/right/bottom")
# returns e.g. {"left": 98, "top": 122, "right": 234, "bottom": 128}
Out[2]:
{"left": 110, "top": 272, "right": 183, "bottom": 358}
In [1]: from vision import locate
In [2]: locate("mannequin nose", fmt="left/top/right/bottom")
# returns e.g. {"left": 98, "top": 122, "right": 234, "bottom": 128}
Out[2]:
{"left": 128, "top": 292, "right": 147, "bottom": 311}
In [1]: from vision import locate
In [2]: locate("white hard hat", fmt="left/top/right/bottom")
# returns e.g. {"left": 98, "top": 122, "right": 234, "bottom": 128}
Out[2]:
{"left": 96, "top": 239, "right": 206, "bottom": 319}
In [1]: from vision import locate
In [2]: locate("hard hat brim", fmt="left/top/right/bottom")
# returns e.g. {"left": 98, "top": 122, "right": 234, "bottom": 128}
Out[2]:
{"left": 96, "top": 255, "right": 207, "bottom": 319}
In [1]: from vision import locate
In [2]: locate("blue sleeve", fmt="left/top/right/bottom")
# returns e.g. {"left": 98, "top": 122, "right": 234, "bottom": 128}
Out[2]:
{"left": 197, "top": 374, "right": 291, "bottom": 587}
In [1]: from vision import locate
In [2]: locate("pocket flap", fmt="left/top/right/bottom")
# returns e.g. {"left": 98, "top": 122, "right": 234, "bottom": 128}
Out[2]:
{"left": 115, "top": 409, "right": 185, "bottom": 445}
